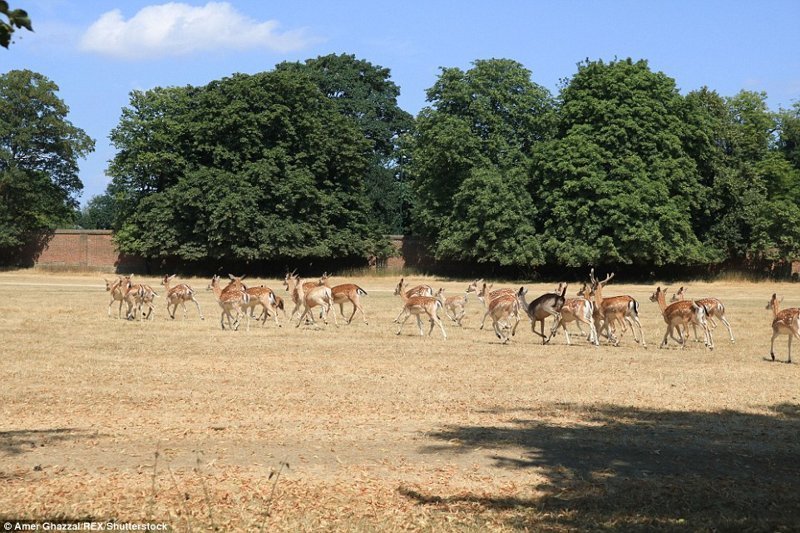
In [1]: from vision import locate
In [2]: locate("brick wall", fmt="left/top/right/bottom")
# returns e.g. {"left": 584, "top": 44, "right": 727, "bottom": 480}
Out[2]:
{"left": 32, "top": 230, "right": 139, "bottom": 272}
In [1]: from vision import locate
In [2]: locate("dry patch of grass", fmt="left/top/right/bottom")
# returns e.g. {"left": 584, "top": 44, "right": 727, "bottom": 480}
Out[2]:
{"left": 1, "top": 271, "right": 799, "bottom": 531}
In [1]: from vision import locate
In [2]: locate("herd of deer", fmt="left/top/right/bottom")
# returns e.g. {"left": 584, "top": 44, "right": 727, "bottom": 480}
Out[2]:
{"left": 103, "top": 267, "right": 800, "bottom": 363}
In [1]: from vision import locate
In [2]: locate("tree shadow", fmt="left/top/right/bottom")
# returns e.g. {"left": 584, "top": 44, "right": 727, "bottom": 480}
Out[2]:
{"left": 405, "top": 402, "right": 800, "bottom": 531}
{"left": 0, "top": 428, "right": 97, "bottom": 456}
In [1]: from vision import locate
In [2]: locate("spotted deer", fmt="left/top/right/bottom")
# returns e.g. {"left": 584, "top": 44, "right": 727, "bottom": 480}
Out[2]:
{"left": 284, "top": 271, "right": 325, "bottom": 320}
{"left": 476, "top": 282, "right": 517, "bottom": 329}
{"left": 244, "top": 285, "right": 280, "bottom": 326}
{"left": 485, "top": 292, "right": 520, "bottom": 344}
{"left": 552, "top": 284, "right": 598, "bottom": 346}
{"left": 438, "top": 289, "right": 469, "bottom": 327}
{"left": 766, "top": 293, "right": 800, "bottom": 363}
{"left": 650, "top": 287, "right": 713, "bottom": 349}
{"left": 393, "top": 278, "right": 434, "bottom": 323}
{"left": 207, "top": 275, "right": 250, "bottom": 330}
{"left": 395, "top": 285, "right": 447, "bottom": 339}
{"left": 586, "top": 269, "right": 646, "bottom": 347}
{"left": 320, "top": 272, "right": 368, "bottom": 325}
{"left": 161, "top": 275, "right": 204, "bottom": 320}
{"left": 671, "top": 286, "right": 734, "bottom": 343}
{"left": 122, "top": 276, "right": 158, "bottom": 321}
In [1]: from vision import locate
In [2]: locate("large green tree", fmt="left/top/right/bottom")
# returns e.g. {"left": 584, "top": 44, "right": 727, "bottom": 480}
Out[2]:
{"left": 531, "top": 59, "right": 712, "bottom": 267}
{"left": 404, "top": 59, "right": 554, "bottom": 265}
{"left": 0, "top": 69, "right": 94, "bottom": 257}
{"left": 109, "top": 69, "right": 387, "bottom": 262}
{"left": 276, "top": 54, "right": 414, "bottom": 233}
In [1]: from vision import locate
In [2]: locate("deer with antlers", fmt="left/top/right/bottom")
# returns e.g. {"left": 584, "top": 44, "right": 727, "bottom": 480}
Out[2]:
{"left": 766, "top": 293, "right": 800, "bottom": 363}
{"left": 516, "top": 285, "right": 567, "bottom": 344}
{"left": 394, "top": 282, "right": 447, "bottom": 339}
{"left": 319, "top": 272, "right": 368, "bottom": 325}
{"left": 671, "top": 286, "right": 734, "bottom": 343}
{"left": 650, "top": 286, "right": 713, "bottom": 349}
{"left": 585, "top": 269, "right": 646, "bottom": 347}
{"left": 161, "top": 275, "right": 204, "bottom": 320}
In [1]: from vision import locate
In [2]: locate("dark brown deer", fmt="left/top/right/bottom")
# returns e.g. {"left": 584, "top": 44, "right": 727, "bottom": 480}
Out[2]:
{"left": 516, "top": 285, "right": 567, "bottom": 344}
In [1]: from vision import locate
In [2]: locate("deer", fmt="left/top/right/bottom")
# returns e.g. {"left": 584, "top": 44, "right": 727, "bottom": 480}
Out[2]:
{"left": 485, "top": 293, "right": 521, "bottom": 344}
{"left": 104, "top": 276, "right": 127, "bottom": 318}
{"left": 319, "top": 272, "right": 369, "bottom": 325}
{"left": 766, "top": 293, "right": 800, "bottom": 363}
{"left": 293, "top": 275, "right": 337, "bottom": 328}
{"left": 476, "top": 282, "right": 517, "bottom": 329}
{"left": 516, "top": 285, "right": 567, "bottom": 344}
{"left": 671, "top": 286, "right": 734, "bottom": 343}
{"left": 393, "top": 278, "right": 434, "bottom": 323}
{"left": 284, "top": 271, "right": 325, "bottom": 320}
{"left": 650, "top": 286, "right": 713, "bottom": 350}
{"left": 551, "top": 284, "right": 599, "bottom": 346}
{"left": 243, "top": 285, "right": 281, "bottom": 327}
{"left": 121, "top": 276, "right": 158, "bottom": 321}
{"left": 207, "top": 275, "right": 250, "bottom": 330}
{"left": 395, "top": 286, "right": 447, "bottom": 339}
{"left": 586, "top": 269, "right": 646, "bottom": 347}
{"left": 160, "top": 275, "right": 204, "bottom": 320}
{"left": 438, "top": 288, "right": 469, "bottom": 327}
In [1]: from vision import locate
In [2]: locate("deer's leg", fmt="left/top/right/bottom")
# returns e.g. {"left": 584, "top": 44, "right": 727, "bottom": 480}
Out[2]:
{"left": 719, "top": 315, "right": 734, "bottom": 342}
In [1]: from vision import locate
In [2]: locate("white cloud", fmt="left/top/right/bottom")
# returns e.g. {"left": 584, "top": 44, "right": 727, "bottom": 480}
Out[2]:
{"left": 79, "top": 2, "right": 316, "bottom": 59}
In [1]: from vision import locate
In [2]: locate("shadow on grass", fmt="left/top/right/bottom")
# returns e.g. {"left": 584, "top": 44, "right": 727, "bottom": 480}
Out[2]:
{"left": 0, "top": 428, "right": 96, "bottom": 456}
{"left": 406, "top": 402, "right": 800, "bottom": 531}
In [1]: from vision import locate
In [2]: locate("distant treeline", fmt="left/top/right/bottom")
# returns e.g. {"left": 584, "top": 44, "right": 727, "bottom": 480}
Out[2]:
{"left": 3, "top": 55, "right": 800, "bottom": 275}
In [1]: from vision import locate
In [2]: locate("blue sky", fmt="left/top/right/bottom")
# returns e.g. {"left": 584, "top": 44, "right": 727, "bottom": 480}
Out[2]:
{"left": 5, "top": 0, "right": 800, "bottom": 206}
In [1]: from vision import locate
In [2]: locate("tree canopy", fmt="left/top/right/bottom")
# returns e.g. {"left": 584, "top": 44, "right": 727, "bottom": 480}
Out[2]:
{"left": 0, "top": 69, "right": 94, "bottom": 256}
{"left": 108, "top": 68, "right": 389, "bottom": 263}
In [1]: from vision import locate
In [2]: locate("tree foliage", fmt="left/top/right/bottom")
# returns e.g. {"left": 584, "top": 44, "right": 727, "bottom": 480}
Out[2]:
{"left": 276, "top": 54, "right": 414, "bottom": 233}
{"left": 0, "top": 69, "right": 94, "bottom": 254}
{"left": 108, "top": 68, "right": 389, "bottom": 263}
{"left": 403, "top": 59, "right": 554, "bottom": 265}
{"left": 0, "top": 1, "right": 32, "bottom": 49}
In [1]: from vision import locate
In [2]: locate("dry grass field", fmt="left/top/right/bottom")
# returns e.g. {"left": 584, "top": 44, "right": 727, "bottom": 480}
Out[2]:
{"left": 1, "top": 270, "right": 799, "bottom": 531}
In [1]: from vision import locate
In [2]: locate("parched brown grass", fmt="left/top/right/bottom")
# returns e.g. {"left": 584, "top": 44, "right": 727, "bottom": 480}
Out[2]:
{"left": 1, "top": 271, "right": 799, "bottom": 531}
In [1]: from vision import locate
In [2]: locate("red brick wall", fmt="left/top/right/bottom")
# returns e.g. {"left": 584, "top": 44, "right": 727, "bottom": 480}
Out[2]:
{"left": 35, "top": 230, "right": 122, "bottom": 271}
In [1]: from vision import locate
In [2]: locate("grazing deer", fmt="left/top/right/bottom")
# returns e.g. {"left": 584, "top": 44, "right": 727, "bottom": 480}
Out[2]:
{"left": 393, "top": 278, "right": 434, "bottom": 323}
{"left": 485, "top": 293, "right": 521, "bottom": 344}
{"left": 244, "top": 285, "right": 281, "bottom": 327}
{"left": 105, "top": 276, "right": 127, "bottom": 318}
{"left": 552, "top": 286, "right": 599, "bottom": 346}
{"left": 207, "top": 275, "right": 250, "bottom": 330}
{"left": 650, "top": 287, "right": 713, "bottom": 349}
{"left": 516, "top": 285, "right": 567, "bottom": 344}
{"left": 671, "top": 286, "right": 734, "bottom": 343}
{"left": 320, "top": 272, "right": 369, "bottom": 325}
{"left": 161, "top": 275, "right": 204, "bottom": 320}
{"left": 766, "top": 293, "right": 800, "bottom": 363}
{"left": 293, "top": 276, "right": 337, "bottom": 328}
{"left": 586, "top": 269, "right": 646, "bottom": 347}
{"left": 395, "top": 286, "right": 447, "bottom": 339}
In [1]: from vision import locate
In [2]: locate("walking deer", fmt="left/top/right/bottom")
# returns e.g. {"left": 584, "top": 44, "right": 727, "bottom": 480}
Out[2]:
{"left": 394, "top": 284, "right": 447, "bottom": 339}
{"left": 104, "top": 276, "right": 127, "bottom": 318}
{"left": 122, "top": 276, "right": 158, "bottom": 321}
{"left": 393, "top": 278, "right": 434, "bottom": 323}
{"left": 586, "top": 269, "right": 646, "bottom": 347}
{"left": 161, "top": 275, "right": 204, "bottom": 320}
{"left": 485, "top": 293, "right": 520, "bottom": 344}
{"left": 293, "top": 276, "right": 337, "bottom": 328}
{"left": 650, "top": 287, "right": 713, "bottom": 349}
{"left": 320, "top": 272, "right": 368, "bottom": 325}
{"left": 552, "top": 288, "right": 599, "bottom": 346}
{"left": 516, "top": 285, "right": 567, "bottom": 344}
{"left": 766, "top": 293, "right": 800, "bottom": 363}
{"left": 671, "top": 286, "right": 734, "bottom": 343}
{"left": 207, "top": 275, "right": 250, "bottom": 330}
